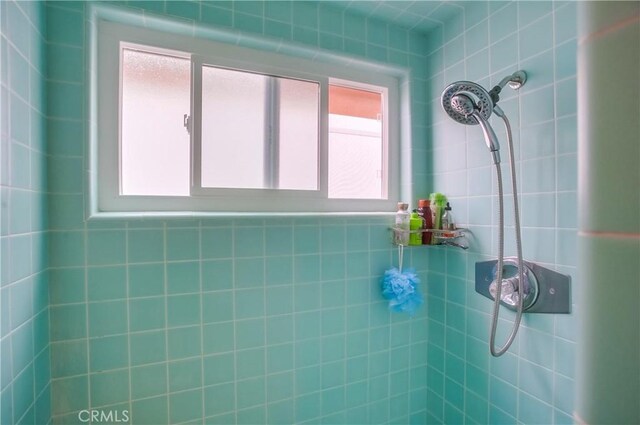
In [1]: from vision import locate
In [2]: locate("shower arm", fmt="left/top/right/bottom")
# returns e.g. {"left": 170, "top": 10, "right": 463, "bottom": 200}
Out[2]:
{"left": 489, "top": 71, "right": 528, "bottom": 105}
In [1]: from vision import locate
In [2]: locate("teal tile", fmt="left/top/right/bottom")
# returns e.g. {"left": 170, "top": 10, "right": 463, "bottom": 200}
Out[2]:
{"left": 10, "top": 278, "right": 33, "bottom": 329}
{"left": 265, "top": 256, "right": 293, "bottom": 286}
{"left": 235, "top": 318, "right": 265, "bottom": 349}
{"left": 234, "top": 258, "right": 264, "bottom": 288}
{"left": 129, "top": 263, "right": 165, "bottom": 298}
{"left": 131, "top": 396, "right": 168, "bottom": 425}
{"left": 292, "top": 2, "right": 318, "bottom": 29}
{"left": 49, "top": 231, "right": 85, "bottom": 267}
{"left": 130, "top": 330, "right": 166, "bottom": 366}
{"left": 234, "top": 12, "right": 264, "bottom": 34}
{"left": 265, "top": 19, "right": 291, "bottom": 40}
{"left": 490, "top": 35, "right": 517, "bottom": 72}
{"left": 166, "top": 229, "right": 199, "bottom": 260}
{"left": 203, "top": 353, "right": 235, "bottom": 385}
{"left": 293, "top": 283, "right": 321, "bottom": 311}
{"left": 489, "top": 2, "right": 517, "bottom": 42}
{"left": 12, "top": 364, "right": 34, "bottom": 420}
{"left": 233, "top": 226, "right": 264, "bottom": 258}
{"left": 201, "top": 4, "right": 233, "bottom": 28}
{"left": 131, "top": 363, "right": 167, "bottom": 399}
{"left": 129, "top": 297, "right": 166, "bottom": 331}
{"left": 320, "top": 225, "right": 345, "bottom": 253}
{"left": 265, "top": 226, "right": 293, "bottom": 256}
{"left": 168, "top": 326, "right": 201, "bottom": 360}
{"left": 233, "top": 1, "right": 263, "bottom": 16}
{"left": 236, "top": 347, "right": 265, "bottom": 379}
{"left": 202, "top": 291, "right": 233, "bottom": 323}
{"left": 87, "top": 266, "right": 126, "bottom": 301}
{"left": 167, "top": 294, "right": 201, "bottom": 327}
{"left": 295, "top": 339, "right": 321, "bottom": 368}
{"left": 169, "top": 389, "right": 203, "bottom": 424}
{"left": 90, "top": 369, "right": 129, "bottom": 407}
{"left": 265, "top": 1, "right": 291, "bottom": 22}
{"left": 128, "top": 229, "right": 164, "bottom": 263}
{"left": 236, "top": 376, "right": 265, "bottom": 409}
{"left": 167, "top": 261, "right": 200, "bottom": 294}
{"left": 294, "top": 255, "right": 320, "bottom": 283}
{"left": 202, "top": 259, "right": 233, "bottom": 291}
{"left": 294, "top": 311, "right": 320, "bottom": 341}
{"left": 266, "top": 371, "right": 293, "bottom": 402}
{"left": 318, "top": 3, "right": 342, "bottom": 35}
{"left": 50, "top": 304, "right": 86, "bottom": 341}
{"left": 46, "top": 5, "right": 83, "bottom": 47}
{"left": 90, "top": 335, "right": 128, "bottom": 371}
{"left": 521, "top": 156, "right": 556, "bottom": 193}
{"left": 519, "top": 15, "right": 553, "bottom": 59}
{"left": 10, "top": 99, "right": 30, "bottom": 148}
{"left": 9, "top": 188, "right": 31, "bottom": 235}
{"left": 49, "top": 156, "right": 83, "bottom": 194}
{"left": 294, "top": 226, "right": 319, "bottom": 254}
{"left": 49, "top": 194, "right": 85, "bottom": 230}
{"left": 203, "top": 322, "right": 234, "bottom": 354}
{"left": 554, "top": 2, "right": 577, "bottom": 43}
{"left": 169, "top": 357, "right": 202, "bottom": 392}
{"left": 48, "top": 81, "right": 83, "bottom": 120}
{"left": 51, "top": 375, "right": 88, "bottom": 415}
{"left": 47, "top": 44, "right": 83, "bottom": 82}
{"left": 321, "top": 308, "right": 345, "bottom": 336}
{"left": 204, "top": 382, "right": 235, "bottom": 417}
{"left": 89, "top": 300, "right": 127, "bottom": 337}
{"left": 266, "top": 343, "right": 293, "bottom": 374}
{"left": 265, "top": 286, "right": 293, "bottom": 316}
{"left": 234, "top": 288, "right": 265, "bottom": 320}
{"left": 320, "top": 280, "right": 345, "bottom": 308}
{"left": 47, "top": 118, "right": 83, "bottom": 156}
{"left": 295, "top": 392, "right": 320, "bottom": 422}
{"left": 166, "top": 0, "right": 199, "bottom": 21}
{"left": 50, "top": 342, "right": 86, "bottom": 380}
{"left": 346, "top": 252, "right": 368, "bottom": 278}
{"left": 518, "top": 391, "right": 552, "bottom": 424}
{"left": 202, "top": 227, "right": 232, "bottom": 259}
{"left": 556, "top": 77, "right": 577, "bottom": 117}
{"left": 267, "top": 399, "right": 294, "bottom": 424}
{"left": 87, "top": 230, "right": 126, "bottom": 266}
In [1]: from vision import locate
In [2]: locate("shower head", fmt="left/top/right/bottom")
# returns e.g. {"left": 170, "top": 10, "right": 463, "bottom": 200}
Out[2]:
{"left": 441, "top": 81, "right": 494, "bottom": 125}
{"left": 441, "top": 82, "right": 501, "bottom": 164}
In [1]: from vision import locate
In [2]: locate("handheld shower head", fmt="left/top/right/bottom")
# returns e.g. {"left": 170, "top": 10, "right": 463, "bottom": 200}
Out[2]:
{"left": 442, "top": 83, "right": 501, "bottom": 164}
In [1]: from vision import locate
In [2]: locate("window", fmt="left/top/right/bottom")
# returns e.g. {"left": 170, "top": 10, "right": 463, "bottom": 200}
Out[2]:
{"left": 96, "top": 20, "right": 401, "bottom": 214}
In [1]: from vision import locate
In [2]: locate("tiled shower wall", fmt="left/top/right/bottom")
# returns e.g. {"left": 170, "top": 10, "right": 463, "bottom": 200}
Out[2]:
{"left": 422, "top": 1, "right": 578, "bottom": 424}
{"left": 0, "top": 1, "right": 51, "bottom": 424}
{"left": 46, "top": 2, "right": 434, "bottom": 424}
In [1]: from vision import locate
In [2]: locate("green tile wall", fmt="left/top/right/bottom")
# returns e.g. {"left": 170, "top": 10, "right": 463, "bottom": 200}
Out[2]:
{"left": 423, "top": 2, "right": 578, "bottom": 424}
{"left": 0, "top": 1, "right": 51, "bottom": 424}
{"left": 46, "top": 1, "right": 433, "bottom": 424}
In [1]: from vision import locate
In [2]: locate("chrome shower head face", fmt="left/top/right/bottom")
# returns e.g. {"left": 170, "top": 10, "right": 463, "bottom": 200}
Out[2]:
{"left": 441, "top": 81, "right": 493, "bottom": 125}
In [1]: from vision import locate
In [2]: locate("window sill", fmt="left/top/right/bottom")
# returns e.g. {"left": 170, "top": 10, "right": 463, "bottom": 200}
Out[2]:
{"left": 87, "top": 211, "right": 396, "bottom": 220}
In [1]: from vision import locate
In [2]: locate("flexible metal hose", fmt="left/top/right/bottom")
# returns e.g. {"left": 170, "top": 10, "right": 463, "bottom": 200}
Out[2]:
{"left": 489, "top": 112, "right": 525, "bottom": 357}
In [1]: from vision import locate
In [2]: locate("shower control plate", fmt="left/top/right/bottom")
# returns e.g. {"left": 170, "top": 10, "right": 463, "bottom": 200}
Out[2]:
{"left": 475, "top": 259, "right": 571, "bottom": 314}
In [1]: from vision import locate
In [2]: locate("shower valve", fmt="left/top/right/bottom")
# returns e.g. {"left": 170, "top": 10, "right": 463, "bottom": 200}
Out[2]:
{"left": 476, "top": 258, "right": 572, "bottom": 314}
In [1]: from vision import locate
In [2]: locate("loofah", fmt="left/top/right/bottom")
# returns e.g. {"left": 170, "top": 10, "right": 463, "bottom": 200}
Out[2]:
{"left": 381, "top": 267, "right": 423, "bottom": 316}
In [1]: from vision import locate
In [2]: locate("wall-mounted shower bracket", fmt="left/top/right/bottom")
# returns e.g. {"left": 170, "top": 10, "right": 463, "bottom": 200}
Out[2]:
{"left": 475, "top": 258, "right": 571, "bottom": 314}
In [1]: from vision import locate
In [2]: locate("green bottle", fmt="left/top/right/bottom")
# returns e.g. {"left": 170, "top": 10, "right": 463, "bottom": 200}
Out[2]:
{"left": 409, "top": 211, "right": 423, "bottom": 246}
{"left": 429, "top": 192, "right": 447, "bottom": 244}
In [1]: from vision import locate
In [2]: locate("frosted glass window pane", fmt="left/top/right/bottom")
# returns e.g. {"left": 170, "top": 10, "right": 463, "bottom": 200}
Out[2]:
{"left": 278, "top": 78, "right": 319, "bottom": 191}
{"left": 328, "top": 86, "right": 383, "bottom": 199}
{"left": 121, "top": 48, "right": 191, "bottom": 196}
{"left": 201, "top": 66, "right": 267, "bottom": 189}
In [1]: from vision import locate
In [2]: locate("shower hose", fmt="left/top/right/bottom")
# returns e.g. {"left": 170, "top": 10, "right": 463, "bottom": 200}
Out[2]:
{"left": 489, "top": 111, "right": 525, "bottom": 357}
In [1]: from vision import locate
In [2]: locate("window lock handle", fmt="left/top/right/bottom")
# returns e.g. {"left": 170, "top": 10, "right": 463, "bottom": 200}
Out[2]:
{"left": 183, "top": 114, "right": 192, "bottom": 135}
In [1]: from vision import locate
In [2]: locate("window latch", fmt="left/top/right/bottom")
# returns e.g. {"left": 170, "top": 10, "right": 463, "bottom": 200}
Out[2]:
{"left": 183, "top": 114, "right": 192, "bottom": 135}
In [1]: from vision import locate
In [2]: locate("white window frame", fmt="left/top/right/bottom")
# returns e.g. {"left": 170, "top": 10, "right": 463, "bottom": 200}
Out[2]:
{"left": 96, "top": 20, "right": 401, "bottom": 215}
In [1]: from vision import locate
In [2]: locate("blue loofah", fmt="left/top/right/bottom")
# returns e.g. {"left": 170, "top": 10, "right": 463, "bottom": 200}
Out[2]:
{"left": 381, "top": 267, "right": 423, "bottom": 316}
